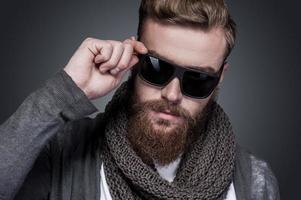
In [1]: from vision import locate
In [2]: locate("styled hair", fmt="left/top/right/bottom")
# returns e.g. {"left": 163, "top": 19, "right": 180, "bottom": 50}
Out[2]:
{"left": 137, "top": 0, "right": 236, "bottom": 59}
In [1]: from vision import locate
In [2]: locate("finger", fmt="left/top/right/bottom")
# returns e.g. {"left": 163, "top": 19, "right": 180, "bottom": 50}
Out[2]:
{"left": 85, "top": 37, "right": 109, "bottom": 55}
{"left": 116, "top": 55, "right": 139, "bottom": 79}
{"left": 94, "top": 54, "right": 103, "bottom": 63}
{"left": 123, "top": 39, "right": 148, "bottom": 54}
{"left": 110, "top": 55, "right": 139, "bottom": 79}
{"left": 128, "top": 55, "right": 139, "bottom": 67}
{"left": 110, "top": 43, "right": 134, "bottom": 74}
{"left": 115, "top": 57, "right": 139, "bottom": 81}
{"left": 93, "top": 42, "right": 113, "bottom": 64}
{"left": 80, "top": 38, "right": 112, "bottom": 63}
{"left": 99, "top": 43, "right": 124, "bottom": 72}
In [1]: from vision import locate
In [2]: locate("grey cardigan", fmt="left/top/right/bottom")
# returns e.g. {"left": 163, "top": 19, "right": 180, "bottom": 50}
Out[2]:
{"left": 0, "top": 69, "right": 280, "bottom": 200}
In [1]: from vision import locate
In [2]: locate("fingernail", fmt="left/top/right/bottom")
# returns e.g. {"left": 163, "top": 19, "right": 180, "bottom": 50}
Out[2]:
{"left": 110, "top": 68, "right": 119, "bottom": 75}
{"left": 143, "top": 46, "right": 148, "bottom": 53}
{"left": 110, "top": 70, "right": 117, "bottom": 75}
{"left": 100, "top": 68, "right": 106, "bottom": 73}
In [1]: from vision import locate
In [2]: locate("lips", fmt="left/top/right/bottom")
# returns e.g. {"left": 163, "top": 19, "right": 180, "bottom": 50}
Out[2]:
{"left": 151, "top": 110, "right": 182, "bottom": 123}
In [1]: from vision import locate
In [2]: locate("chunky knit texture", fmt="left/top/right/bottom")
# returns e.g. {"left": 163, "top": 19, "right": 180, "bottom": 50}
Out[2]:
{"left": 101, "top": 82, "right": 236, "bottom": 200}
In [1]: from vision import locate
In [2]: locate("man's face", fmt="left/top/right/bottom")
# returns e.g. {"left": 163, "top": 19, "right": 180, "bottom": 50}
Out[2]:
{"left": 135, "top": 18, "right": 227, "bottom": 128}
{"left": 127, "top": 18, "right": 228, "bottom": 166}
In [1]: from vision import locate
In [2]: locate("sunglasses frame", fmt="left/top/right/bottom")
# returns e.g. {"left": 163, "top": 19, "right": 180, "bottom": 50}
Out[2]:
{"left": 137, "top": 53, "right": 226, "bottom": 99}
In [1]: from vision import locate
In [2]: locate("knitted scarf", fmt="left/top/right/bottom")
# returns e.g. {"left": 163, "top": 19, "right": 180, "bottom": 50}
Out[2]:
{"left": 100, "top": 82, "right": 236, "bottom": 200}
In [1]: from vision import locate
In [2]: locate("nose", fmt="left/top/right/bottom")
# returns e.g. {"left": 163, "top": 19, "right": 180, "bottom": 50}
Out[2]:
{"left": 161, "top": 78, "right": 183, "bottom": 104}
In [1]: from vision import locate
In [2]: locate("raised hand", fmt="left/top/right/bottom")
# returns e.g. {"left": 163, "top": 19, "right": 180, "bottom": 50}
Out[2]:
{"left": 63, "top": 37, "right": 148, "bottom": 100}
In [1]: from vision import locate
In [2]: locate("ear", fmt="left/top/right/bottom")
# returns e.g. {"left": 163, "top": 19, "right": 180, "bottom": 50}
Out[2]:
{"left": 219, "top": 62, "right": 229, "bottom": 83}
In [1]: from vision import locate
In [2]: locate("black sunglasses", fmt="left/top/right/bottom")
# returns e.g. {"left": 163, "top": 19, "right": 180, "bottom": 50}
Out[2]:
{"left": 137, "top": 54, "right": 225, "bottom": 99}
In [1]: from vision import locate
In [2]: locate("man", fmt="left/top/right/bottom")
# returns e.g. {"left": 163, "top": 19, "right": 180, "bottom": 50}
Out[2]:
{"left": 0, "top": 0, "right": 280, "bottom": 199}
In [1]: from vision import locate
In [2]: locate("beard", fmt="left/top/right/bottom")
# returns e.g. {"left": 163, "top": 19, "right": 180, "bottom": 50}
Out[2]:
{"left": 126, "top": 89, "right": 217, "bottom": 167}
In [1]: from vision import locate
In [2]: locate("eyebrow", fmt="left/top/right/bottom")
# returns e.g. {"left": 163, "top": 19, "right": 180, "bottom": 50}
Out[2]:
{"left": 147, "top": 49, "right": 217, "bottom": 74}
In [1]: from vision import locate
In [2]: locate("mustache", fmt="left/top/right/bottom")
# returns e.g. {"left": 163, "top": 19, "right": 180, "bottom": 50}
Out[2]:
{"left": 131, "top": 99, "right": 192, "bottom": 120}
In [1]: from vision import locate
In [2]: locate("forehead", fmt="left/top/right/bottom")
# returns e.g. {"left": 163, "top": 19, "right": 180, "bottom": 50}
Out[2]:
{"left": 140, "top": 18, "right": 227, "bottom": 72}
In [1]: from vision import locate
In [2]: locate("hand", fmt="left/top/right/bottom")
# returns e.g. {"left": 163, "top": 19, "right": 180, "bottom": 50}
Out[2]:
{"left": 63, "top": 36, "right": 148, "bottom": 100}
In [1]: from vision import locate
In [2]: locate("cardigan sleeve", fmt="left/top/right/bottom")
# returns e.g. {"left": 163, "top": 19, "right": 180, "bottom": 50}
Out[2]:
{"left": 13, "top": 144, "right": 52, "bottom": 200}
{"left": 0, "top": 69, "right": 98, "bottom": 200}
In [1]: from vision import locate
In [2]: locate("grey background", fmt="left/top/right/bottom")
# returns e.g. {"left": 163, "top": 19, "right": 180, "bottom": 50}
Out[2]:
{"left": 0, "top": 0, "right": 300, "bottom": 199}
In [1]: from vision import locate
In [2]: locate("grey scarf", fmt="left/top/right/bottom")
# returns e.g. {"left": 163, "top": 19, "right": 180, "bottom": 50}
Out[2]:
{"left": 100, "top": 82, "right": 236, "bottom": 200}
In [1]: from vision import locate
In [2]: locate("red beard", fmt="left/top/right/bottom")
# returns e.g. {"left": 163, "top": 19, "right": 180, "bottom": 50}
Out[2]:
{"left": 126, "top": 97, "right": 213, "bottom": 166}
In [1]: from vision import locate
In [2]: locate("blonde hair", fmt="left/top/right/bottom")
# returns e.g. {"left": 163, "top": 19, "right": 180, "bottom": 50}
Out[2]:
{"left": 137, "top": 0, "right": 236, "bottom": 58}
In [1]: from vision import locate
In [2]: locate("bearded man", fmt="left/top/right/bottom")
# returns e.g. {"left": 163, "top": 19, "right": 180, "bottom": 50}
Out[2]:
{"left": 0, "top": 0, "right": 280, "bottom": 199}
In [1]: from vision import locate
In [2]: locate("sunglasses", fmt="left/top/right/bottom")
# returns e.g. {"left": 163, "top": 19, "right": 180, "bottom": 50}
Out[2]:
{"left": 137, "top": 54, "right": 225, "bottom": 99}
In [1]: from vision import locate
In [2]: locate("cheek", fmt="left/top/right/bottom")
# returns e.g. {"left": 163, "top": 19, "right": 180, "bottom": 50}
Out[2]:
{"left": 183, "top": 102, "right": 201, "bottom": 117}
{"left": 182, "top": 98, "right": 209, "bottom": 117}
{"left": 135, "top": 77, "right": 161, "bottom": 102}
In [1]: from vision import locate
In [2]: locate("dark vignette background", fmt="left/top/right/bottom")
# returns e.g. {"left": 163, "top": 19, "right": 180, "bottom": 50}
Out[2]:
{"left": 0, "top": 0, "right": 300, "bottom": 199}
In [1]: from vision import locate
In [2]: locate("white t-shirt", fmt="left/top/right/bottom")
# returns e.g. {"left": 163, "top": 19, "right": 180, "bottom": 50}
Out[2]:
{"left": 100, "top": 158, "right": 236, "bottom": 200}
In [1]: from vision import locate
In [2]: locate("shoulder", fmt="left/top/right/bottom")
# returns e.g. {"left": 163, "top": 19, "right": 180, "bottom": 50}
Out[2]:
{"left": 234, "top": 145, "right": 280, "bottom": 200}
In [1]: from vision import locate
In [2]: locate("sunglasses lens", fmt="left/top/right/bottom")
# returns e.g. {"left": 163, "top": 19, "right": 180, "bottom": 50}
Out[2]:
{"left": 139, "top": 56, "right": 174, "bottom": 85}
{"left": 139, "top": 54, "right": 221, "bottom": 98}
{"left": 182, "top": 71, "right": 219, "bottom": 98}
